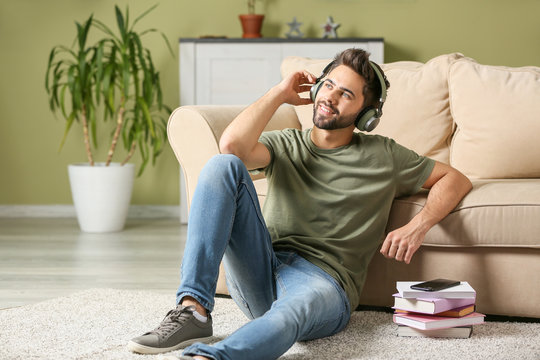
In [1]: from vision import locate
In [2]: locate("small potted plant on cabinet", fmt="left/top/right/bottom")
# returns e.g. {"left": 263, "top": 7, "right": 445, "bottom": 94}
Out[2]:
{"left": 239, "top": 0, "right": 264, "bottom": 38}
{"left": 45, "top": 5, "right": 172, "bottom": 232}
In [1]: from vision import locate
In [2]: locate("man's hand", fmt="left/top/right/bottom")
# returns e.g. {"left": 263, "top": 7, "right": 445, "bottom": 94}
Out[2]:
{"left": 380, "top": 218, "right": 429, "bottom": 264}
{"left": 220, "top": 69, "right": 317, "bottom": 169}
{"left": 379, "top": 161, "right": 472, "bottom": 265}
{"left": 276, "top": 70, "right": 317, "bottom": 106}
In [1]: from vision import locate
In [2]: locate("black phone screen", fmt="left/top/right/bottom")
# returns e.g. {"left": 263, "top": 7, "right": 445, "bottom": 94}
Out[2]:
{"left": 410, "top": 278, "right": 461, "bottom": 292}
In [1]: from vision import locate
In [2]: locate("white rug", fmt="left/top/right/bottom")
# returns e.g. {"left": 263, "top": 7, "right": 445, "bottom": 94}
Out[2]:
{"left": 0, "top": 289, "right": 538, "bottom": 360}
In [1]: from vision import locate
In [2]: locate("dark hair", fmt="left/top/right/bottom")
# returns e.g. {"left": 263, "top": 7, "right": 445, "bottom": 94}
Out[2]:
{"left": 328, "top": 48, "right": 390, "bottom": 109}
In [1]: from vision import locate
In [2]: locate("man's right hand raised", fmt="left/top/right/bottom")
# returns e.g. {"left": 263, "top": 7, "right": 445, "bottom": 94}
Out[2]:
{"left": 220, "top": 70, "right": 317, "bottom": 170}
{"left": 276, "top": 70, "right": 317, "bottom": 106}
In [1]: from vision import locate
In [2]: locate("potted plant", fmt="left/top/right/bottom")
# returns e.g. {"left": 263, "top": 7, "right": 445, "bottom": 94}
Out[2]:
{"left": 45, "top": 5, "right": 173, "bottom": 232}
{"left": 239, "top": 0, "right": 264, "bottom": 38}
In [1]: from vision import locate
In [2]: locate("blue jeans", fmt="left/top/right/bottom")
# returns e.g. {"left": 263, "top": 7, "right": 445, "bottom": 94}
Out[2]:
{"left": 177, "top": 154, "right": 351, "bottom": 360}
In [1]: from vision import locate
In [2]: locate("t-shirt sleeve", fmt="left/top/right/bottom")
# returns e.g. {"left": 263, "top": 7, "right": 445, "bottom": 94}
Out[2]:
{"left": 387, "top": 138, "right": 435, "bottom": 197}
{"left": 249, "top": 130, "right": 280, "bottom": 176}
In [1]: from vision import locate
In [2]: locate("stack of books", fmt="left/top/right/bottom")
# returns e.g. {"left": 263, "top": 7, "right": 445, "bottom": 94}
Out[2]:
{"left": 392, "top": 281, "right": 485, "bottom": 338}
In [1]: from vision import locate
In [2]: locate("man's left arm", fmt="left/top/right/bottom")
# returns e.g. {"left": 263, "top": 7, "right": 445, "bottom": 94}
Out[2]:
{"left": 380, "top": 161, "right": 472, "bottom": 264}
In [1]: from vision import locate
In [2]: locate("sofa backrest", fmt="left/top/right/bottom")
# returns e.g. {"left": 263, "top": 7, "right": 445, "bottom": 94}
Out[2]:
{"left": 448, "top": 58, "right": 540, "bottom": 178}
{"left": 281, "top": 53, "right": 464, "bottom": 164}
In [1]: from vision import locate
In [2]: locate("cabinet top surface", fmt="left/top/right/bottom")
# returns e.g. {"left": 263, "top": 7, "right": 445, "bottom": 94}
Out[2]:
{"left": 179, "top": 37, "right": 384, "bottom": 44}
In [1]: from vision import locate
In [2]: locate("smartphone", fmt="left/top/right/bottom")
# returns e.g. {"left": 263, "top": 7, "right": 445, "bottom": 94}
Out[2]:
{"left": 410, "top": 278, "right": 461, "bottom": 292}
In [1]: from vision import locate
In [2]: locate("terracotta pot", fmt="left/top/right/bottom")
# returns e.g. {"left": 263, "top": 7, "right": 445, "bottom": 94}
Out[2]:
{"left": 239, "top": 14, "right": 264, "bottom": 38}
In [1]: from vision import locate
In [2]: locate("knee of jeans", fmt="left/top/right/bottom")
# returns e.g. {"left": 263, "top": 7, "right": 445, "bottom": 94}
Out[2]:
{"left": 203, "top": 154, "right": 246, "bottom": 178}
{"left": 269, "top": 298, "right": 307, "bottom": 327}
{"left": 270, "top": 293, "right": 348, "bottom": 342}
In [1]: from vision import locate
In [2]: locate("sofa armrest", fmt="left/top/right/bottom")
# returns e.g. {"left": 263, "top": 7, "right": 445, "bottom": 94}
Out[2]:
{"left": 167, "top": 104, "right": 301, "bottom": 212}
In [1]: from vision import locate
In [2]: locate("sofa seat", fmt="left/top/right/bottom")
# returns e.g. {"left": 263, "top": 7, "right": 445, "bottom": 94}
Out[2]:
{"left": 388, "top": 179, "right": 540, "bottom": 247}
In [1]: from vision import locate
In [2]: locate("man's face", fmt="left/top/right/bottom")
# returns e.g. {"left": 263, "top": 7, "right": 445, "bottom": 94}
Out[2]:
{"left": 312, "top": 65, "right": 366, "bottom": 130}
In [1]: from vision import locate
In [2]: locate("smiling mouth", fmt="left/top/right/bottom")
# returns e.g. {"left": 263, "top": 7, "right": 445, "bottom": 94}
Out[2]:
{"left": 317, "top": 102, "right": 338, "bottom": 116}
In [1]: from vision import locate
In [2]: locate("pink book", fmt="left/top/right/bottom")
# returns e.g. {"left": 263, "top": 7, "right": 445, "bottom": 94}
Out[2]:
{"left": 393, "top": 293, "right": 476, "bottom": 315}
{"left": 393, "top": 312, "right": 485, "bottom": 330}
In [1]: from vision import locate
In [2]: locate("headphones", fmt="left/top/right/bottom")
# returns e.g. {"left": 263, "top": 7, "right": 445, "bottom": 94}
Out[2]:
{"left": 309, "top": 60, "right": 387, "bottom": 132}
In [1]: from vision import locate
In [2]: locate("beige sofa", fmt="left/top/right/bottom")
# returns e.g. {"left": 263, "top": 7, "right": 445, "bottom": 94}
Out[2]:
{"left": 168, "top": 53, "right": 540, "bottom": 318}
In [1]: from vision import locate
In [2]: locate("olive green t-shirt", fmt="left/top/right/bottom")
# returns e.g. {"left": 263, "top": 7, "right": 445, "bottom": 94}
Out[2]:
{"left": 258, "top": 128, "right": 435, "bottom": 311}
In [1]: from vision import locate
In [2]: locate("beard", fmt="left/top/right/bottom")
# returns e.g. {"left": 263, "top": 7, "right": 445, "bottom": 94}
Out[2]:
{"left": 312, "top": 100, "right": 357, "bottom": 130}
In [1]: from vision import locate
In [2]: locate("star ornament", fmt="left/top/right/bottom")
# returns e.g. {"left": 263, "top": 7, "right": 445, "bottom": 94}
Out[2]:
{"left": 286, "top": 17, "right": 304, "bottom": 38}
{"left": 321, "top": 16, "right": 340, "bottom": 38}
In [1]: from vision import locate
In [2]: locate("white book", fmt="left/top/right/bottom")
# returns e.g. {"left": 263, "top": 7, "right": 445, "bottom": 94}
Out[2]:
{"left": 397, "top": 325, "right": 473, "bottom": 338}
{"left": 396, "top": 281, "right": 476, "bottom": 299}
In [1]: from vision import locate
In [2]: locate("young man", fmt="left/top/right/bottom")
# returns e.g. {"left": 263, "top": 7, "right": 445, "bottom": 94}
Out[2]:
{"left": 128, "top": 49, "right": 472, "bottom": 360}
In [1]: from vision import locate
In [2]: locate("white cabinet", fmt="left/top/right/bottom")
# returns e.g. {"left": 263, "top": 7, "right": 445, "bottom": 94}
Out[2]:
{"left": 179, "top": 38, "right": 384, "bottom": 106}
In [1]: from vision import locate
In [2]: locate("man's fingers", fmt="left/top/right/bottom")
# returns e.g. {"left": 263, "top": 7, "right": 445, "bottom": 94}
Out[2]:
{"left": 295, "top": 98, "right": 313, "bottom": 105}
{"left": 381, "top": 234, "right": 408, "bottom": 262}
{"left": 298, "top": 84, "right": 313, "bottom": 93}
{"left": 404, "top": 246, "right": 419, "bottom": 264}
{"left": 302, "top": 70, "right": 316, "bottom": 83}
{"left": 381, "top": 226, "right": 421, "bottom": 264}
{"left": 380, "top": 237, "right": 391, "bottom": 257}
{"left": 395, "top": 246, "right": 406, "bottom": 262}
{"left": 389, "top": 242, "right": 401, "bottom": 259}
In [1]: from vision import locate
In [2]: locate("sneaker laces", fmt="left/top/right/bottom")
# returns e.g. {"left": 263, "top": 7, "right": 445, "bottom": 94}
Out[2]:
{"left": 146, "top": 305, "right": 196, "bottom": 338}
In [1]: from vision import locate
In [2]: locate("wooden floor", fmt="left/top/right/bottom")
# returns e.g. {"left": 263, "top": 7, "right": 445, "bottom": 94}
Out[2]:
{"left": 0, "top": 217, "right": 187, "bottom": 309}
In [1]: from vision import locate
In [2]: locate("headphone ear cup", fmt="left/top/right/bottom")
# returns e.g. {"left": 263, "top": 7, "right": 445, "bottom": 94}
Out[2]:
{"left": 310, "top": 81, "right": 323, "bottom": 102}
{"left": 355, "top": 107, "right": 379, "bottom": 132}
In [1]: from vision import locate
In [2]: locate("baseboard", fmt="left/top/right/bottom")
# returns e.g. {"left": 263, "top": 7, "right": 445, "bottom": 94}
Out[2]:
{"left": 0, "top": 205, "right": 181, "bottom": 219}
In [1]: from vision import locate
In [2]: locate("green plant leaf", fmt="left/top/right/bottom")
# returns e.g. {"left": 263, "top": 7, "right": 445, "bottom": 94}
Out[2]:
{"left": 82, "top": 15, "right": 93, "bottom": 47}
{"left": 94, "top": 41, "right": 105, "bottom": 102}
{"left": 76, "top": 14, "right": 93, "bottom": 50}
{"left": 131, "top": 3, "right": 158, "bottom": 30}
{"left": 160, "top": 32, "right": 174, "bottom": 57}
{"left": 122, "top": 58, "right": 130, "bottom": 98}
{"left": 137, "top": 96, "right": 155, "bottom": 138}
{"left": 89, "top": 105, "right": 98, "bottom": 148}
{"left": 115, "top": 5, "right": 126, "bottom": 41}
{"left": 92, "top": 19, "right": 119, "bottom": 42}
{"left": 45, "top": 47, "right": 57, "bottom": 92}
{"left": 137, "top": 136, "right": 149, "bottom": 177}
{"left": 59, "top": 84, "right": 69, "bottom": 119}
{"left": 58, "top": 112, "right": 76, "bottom": 152}
{"left": 66, "top": 66, "right": 78, "bottom": 109}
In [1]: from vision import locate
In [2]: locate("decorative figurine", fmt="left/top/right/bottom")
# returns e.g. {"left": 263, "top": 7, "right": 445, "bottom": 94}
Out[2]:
{"left": 321, "top": 16, "right": 340, "bottom": 38}
{"left": 286, "top": 17, "right": 304, "bottom": 38}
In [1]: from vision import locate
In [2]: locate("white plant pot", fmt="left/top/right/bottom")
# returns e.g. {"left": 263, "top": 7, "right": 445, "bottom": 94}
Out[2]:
{"left": 68, "top": 162, "right": 135, "bottom": 233}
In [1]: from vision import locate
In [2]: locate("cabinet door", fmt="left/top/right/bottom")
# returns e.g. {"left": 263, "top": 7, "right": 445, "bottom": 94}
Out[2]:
{"left": 195, "top": 43, "right": 282, "bottom": 105}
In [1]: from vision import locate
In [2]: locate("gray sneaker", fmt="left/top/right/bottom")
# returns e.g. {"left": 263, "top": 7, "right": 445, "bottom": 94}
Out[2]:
{"left": 127, "top": 305, "right": 213, "bottom": 354}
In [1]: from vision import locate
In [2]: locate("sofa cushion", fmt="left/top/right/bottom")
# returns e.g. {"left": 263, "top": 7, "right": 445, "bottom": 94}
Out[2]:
{"left": 373, "top": 54, "right": 463, "bottom": 164}
{"left": 448, "top": 58, "right": 540, "bottom": 178}
{"left": 386, "top": 179, "right": 540, "bottom": 248}
{"left": 280, "top": 54, "right": 463, "bottom": 163}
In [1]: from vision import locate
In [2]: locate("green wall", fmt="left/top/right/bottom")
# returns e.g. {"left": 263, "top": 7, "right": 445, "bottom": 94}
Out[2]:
{"left": 1, "top": 0, "right": 539, "bottom": 205}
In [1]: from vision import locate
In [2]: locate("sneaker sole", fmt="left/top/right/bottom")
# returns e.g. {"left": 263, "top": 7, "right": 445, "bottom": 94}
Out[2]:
{"left": 127, "top": 336, "right": 213, "bottom": 355}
